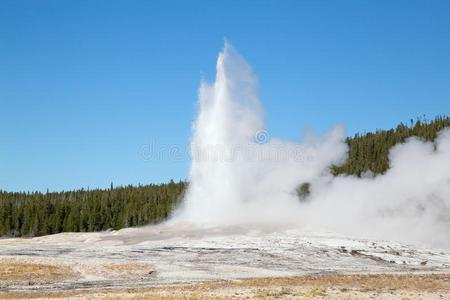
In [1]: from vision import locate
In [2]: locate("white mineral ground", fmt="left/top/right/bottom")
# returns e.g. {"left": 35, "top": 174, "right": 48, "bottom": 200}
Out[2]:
{"left": 0, "top": 224, "right": 449, "bottom": 299}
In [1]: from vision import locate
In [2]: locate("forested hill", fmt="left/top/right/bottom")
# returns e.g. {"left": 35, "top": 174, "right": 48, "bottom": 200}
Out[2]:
{"left": 332, "top": 115, "right": 450, "bottom": 176}
{"left": 1, "top": 116, "right": 449, "bottom": 237}
{"left": 0, "top": 181, "right": 186, "bottom": 237}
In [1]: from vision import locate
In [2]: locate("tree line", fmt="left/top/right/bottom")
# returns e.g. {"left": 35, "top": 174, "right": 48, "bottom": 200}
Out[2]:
{"left": 1, "top": 115, "right": 449, "bottom": 237}
{"left": 0, "top": 181, "right": 185, "bottom": 237}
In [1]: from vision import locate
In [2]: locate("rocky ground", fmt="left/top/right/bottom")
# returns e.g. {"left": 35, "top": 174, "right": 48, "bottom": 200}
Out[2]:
{"left": 0, "top": 224, "right": 449, "bottom": 299}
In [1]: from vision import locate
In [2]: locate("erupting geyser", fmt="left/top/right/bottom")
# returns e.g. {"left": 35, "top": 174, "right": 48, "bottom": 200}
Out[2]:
{"left": 172, "top": 41, "right": 346, "bottom": 225}
{"left": 172, "top": 41, "right": 450, "bottom": 248}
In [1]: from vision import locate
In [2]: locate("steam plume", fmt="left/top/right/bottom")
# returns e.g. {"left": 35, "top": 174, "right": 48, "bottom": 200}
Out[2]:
{"left": 172, "top": 42, "right": 450, "bottom": 248}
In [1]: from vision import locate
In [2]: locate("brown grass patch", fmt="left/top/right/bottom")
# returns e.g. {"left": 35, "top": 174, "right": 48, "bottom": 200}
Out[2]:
{"left": 103, "top": 263, "right": 154, "bottom": 273}
{"left": 0, "top": 260, "right": 76, "bottom": 284}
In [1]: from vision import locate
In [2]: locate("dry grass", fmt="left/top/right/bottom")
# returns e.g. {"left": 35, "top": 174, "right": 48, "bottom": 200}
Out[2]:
{"left": 0, "top": 260, "right": 76, "bottom": 284}
{"left": 1, "top": 273, "right": 448, "bottom": 299}
{"left": 103, "top": 263, "right": 154, "bottom": 273}
{"left": 232, "top": 273, "right": 450, "bottom": 291}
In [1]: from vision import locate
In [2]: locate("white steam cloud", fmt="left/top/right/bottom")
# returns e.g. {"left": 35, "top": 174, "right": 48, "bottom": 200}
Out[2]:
{"left": 172, "top": 42, "right": 450, "bottom": 248}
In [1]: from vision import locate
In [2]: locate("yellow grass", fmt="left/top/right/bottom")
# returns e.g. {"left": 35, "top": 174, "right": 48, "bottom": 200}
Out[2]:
{"left": 1, "top": 273, "right": 448, "bottom": 299}
{"left": 0, "top": 260, "right": 76, "bottom": 283}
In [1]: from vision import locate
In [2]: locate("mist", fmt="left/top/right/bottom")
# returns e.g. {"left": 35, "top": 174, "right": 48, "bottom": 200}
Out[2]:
{"left": 171, "top": 42, "right": 450, "bottom": 248}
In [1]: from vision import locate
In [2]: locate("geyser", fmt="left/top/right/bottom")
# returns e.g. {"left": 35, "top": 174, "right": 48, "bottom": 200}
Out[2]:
{"left": 173, "top": 42, "right": 347, "bottom": 225}
{"left": 172, "top": 42, "right": 450, "bottom": 248}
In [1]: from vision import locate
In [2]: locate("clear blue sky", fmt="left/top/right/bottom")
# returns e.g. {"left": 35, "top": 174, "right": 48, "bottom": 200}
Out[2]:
{"left": 1, "top": 0, "right": 449, "bottom": 192}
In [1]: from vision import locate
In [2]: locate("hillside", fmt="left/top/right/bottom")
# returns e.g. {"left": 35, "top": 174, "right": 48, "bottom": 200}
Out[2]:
{"left": 333, "top": 115, "right": 450, "bottom": 176}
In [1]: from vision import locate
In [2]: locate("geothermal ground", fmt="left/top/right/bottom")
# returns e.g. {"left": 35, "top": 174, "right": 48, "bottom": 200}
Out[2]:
{"left": 0, "top": 225, "right": 449, "bottom": 299}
